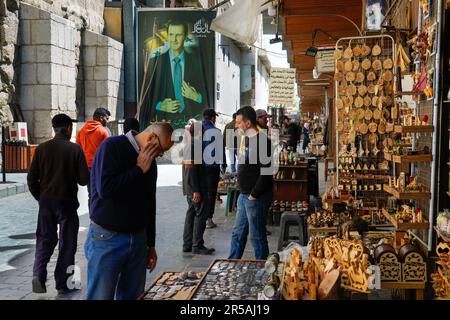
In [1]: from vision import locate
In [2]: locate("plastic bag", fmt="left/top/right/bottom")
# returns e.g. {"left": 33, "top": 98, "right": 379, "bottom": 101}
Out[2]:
{"left": 210, "top": 0, "right": 262, "bottom": 45}
{"left": 277, "top": 241, "right": 310, "bottom": 264}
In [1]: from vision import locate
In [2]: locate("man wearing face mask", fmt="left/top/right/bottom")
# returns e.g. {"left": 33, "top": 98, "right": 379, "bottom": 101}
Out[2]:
{"left": 228, "top": 106, "right": 273, "bottom": 260}
{"left": 85, "top": 122, "right": 174, "bottom": 300}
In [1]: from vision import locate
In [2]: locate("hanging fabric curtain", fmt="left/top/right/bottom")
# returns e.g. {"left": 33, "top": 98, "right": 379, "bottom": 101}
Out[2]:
{"left": 210, "top": 0, "right": 263, "bottom": 45}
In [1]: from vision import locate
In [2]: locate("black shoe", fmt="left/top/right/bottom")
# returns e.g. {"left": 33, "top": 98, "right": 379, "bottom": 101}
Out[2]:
{"left": 182, "top": 247, "right": 192, "bottom": 253}
{"left": 57, "top": 287, "right": 79, "bottom": 295}
{"left": 193, "top": 246, "right": 215, "bottom": 255}
{"left": 32, "top": 276, "right": 46, "bottom": 294}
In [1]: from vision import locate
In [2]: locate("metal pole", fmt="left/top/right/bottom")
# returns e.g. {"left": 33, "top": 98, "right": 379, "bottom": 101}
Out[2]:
{"left": 427, "top": 0, "right": 443, "bottom": 251}
{"left": 2, "top": 126, "right": 6, "bottom": 183}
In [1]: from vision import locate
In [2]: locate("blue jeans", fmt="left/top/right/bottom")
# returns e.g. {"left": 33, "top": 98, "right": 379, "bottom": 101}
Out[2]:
{"left": 228, "top": 193, "right": 270, "bottom": 260}
{"left": 84, "top": 223, "right": 147, "bottom": 300}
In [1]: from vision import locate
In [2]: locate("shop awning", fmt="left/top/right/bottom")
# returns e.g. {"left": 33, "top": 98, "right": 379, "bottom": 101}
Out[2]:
{"left": 280, "top": 0, "right": 363, "bottom": 79}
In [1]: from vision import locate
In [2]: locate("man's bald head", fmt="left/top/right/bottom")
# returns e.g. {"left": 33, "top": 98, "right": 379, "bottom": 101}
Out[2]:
{"left": 144, "top": 122, "right": 174, "bottom": 151}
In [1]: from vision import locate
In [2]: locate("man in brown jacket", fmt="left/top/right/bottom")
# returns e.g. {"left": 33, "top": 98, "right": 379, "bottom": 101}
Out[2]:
{"left": 27, "top": 114, "right": 89, "bottom": 295}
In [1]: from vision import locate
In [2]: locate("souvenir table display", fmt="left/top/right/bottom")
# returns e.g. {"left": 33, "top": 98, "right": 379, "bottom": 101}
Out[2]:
{"left": 140, "top": 271, "right": 204, "bottom": 300}
{"left": 307, "top": 210, "right": 352, "bottom": 228}
{"left": 191, "top": 260, "right": 270, "bottom": 300}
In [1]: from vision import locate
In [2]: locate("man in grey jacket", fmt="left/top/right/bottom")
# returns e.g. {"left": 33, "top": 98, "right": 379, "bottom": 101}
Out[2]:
{"left": 181, "top": 120, "right": 215, "bottom": 255}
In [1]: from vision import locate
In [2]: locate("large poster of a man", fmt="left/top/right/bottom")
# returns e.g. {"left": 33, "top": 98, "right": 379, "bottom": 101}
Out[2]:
{"left": 137, "top": 10, "right": 216, "bottom": 130}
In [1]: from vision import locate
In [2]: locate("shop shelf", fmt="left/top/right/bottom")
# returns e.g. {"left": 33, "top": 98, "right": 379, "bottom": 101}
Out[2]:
{"left": 380, "top": 281, "right": 425, "bottom": 290}
{"left": 277, "top": 164, "right": 308, "bottom": 168}
{"left": 384, "top": 153, "right": 432, "bottom": 164}
{"left": 394, "top": 125, "right": 433, "bottom": 133}
{"left": 383, "top": 185, "right": 431, "bottom": 200}
{"left": 381, "top": 208, "right": 429, "bottom": 230}
{"left": 434, "top": 226, "right": 450, "bottom": 243}
{"left": 308, "top": 226, "right": 339, "bottom": 234}
{"left": 274, "top": 179, "right": 308, "bottom": 182}
{"left": 394, "top": 143, "right": 413, "bottom": 148}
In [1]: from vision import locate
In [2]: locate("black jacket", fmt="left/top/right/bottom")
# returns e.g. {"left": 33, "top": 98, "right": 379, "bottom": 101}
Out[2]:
{"left": 237, "top": 132, "right": 273, "bottom": 197}
{"left": 139, "top": 50, "right": 209, "bottom": 129}
{"left": 27, "top": 134, "right": 89, "bottom": 203}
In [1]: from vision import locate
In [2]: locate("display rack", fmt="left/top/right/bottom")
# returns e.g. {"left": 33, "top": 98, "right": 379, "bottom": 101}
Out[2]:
{"left": 334, "top": 34, "right": 395, "bottom": 209}
{"left": 382, "top": 208, "right": 429, "bottom": 230}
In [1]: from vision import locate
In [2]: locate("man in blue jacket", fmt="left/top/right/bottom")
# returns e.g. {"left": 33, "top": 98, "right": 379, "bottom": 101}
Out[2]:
{"left": 84, "top": 122, "right": 174, "bottom": 300}
{"left": 201, "top": 109, "right": 226, "bottom": 229}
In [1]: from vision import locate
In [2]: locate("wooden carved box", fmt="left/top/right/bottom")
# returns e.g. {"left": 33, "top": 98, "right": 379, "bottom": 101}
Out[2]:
{"left": 399, "top": 244, "right": 427, "bottom": 282}
{"left": 374, "top": 244, "right": 401, "bottom": 282}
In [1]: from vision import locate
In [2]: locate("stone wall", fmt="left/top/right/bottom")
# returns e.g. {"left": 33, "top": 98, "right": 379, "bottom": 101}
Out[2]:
{"left": 0, "top": 0, "right": 19, "bottom": 126}
{"left": 83, "top": 30, "right": 124, "bottom": 120}
{"left": 21, "top": 0, "right": 105, "bottom": 33}
{"left": 19, "top": 3, "right": 77, "bottom": 143}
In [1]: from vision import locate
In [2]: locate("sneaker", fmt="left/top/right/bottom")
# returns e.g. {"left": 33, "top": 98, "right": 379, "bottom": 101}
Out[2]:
{"left": 206, "top": 219, "right": 217, "bottom": 229}
{"left": 192, "top": 245, "right": 215, "bottom": 255}
{"left": 32, "top": 276, "right": 46, "bottom": 294}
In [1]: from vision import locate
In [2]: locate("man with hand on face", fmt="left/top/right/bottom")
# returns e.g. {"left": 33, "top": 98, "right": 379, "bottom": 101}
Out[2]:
{"left": 140, "top": 20, "right": 208, "bottom": 127}
{"left": 85, "top": 122, "right": 174, "bottom": 300}
{"left": 229, "top": 107, "right": 273, "bottom": 260}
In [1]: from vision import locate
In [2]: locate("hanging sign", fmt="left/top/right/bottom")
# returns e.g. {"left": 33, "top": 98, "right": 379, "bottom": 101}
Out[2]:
{"left": 315, "top": 47, "right": 336, "bottom": 74}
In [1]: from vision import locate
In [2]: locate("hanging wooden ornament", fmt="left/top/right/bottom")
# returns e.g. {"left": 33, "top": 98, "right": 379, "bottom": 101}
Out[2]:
{"left": 353, "top": 45, "right": 362, "bottom": 57}
{"left": 334, "top": 72, "right": 344, "bottom": 82}
{"left": 346, "top": 71, "right": 356, "bottom": 82}
{"left": 344, "top": 47, "right": 353, "bottom": 59}
{"left": 372, "top": 59, "right": 382, "bottom": 71}
{"left": 344, "top": 60, "right": 353, "bottom": 72}
{"left": 372, "top": 96, "right": 379, "bottom": 107}
{"left": 383, "top": 58, "right": 393, "bottom": 69}
{"left": 336, "top": 60, "right": 344, "bottom": 72}
{"left": 356, "top": 72, "right": 365, "bottom": 83}
{"left": 368, "top": 122, "right": 378, "bottom": 133}
{"left": 346, "top": 84, "right": 357, "bottom": 96}
{"left": 354, "top": 96, "right": 364, "bottom": 108}
{"left": 334, "top": 49, "right": 343, "bottom": 60}
{"left": 364, "top": 108, "right": 373, "bottom": 121}
{"left": 372, "top": 44, "right": 382, "bottom": 56}
{"left": 362, "top": 45, "right": 372, "bottom": 56}
{"left": 362, "top": 58, "right": 372, "bottom": 70}
{"left": 358, "top": 85, "right": 368, "bottom": 96}
{"left": 367, "top": 71, "right": 377, "bottom": 81}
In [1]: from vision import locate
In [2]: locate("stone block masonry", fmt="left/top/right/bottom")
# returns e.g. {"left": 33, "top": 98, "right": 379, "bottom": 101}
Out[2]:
{"left": 19, "top": 3, "right": 77, "bottom": 144}
{"left": 83, "top": 30, "right": 124, "bottom": 120}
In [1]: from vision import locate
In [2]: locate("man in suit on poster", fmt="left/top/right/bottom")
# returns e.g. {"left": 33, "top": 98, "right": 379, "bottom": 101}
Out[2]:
{"left": 140, "top": 20, "right": 209, "bottom": 129}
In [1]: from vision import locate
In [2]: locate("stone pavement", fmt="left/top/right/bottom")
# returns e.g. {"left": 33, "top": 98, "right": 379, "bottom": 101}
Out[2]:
{"left": 0, "top": 162, "right": 331, "bottom": 300}
{"left": 0, "top": 173, "right": 29, "bottom": 199}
